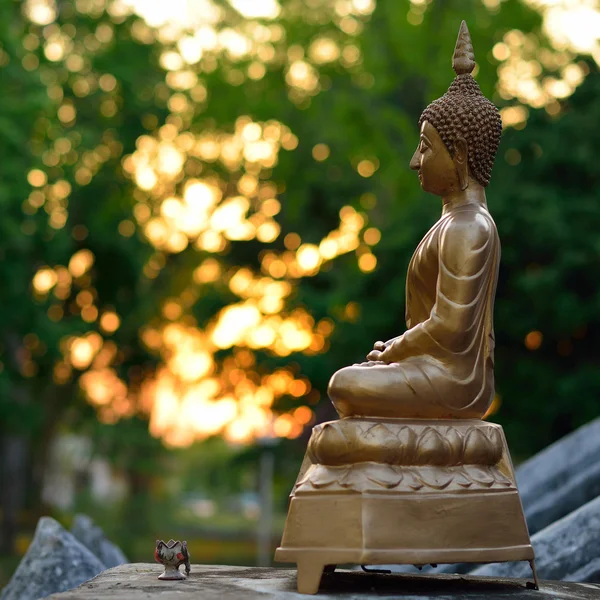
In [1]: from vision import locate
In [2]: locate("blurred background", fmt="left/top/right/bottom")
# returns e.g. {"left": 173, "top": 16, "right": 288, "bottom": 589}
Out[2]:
{"left": 1, "top": 0, "right": 600, "bottom": 585}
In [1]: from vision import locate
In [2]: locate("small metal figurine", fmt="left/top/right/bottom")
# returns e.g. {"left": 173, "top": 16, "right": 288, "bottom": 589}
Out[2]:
{"left": 154, "top": 539, "right": 191, "bottom": 580}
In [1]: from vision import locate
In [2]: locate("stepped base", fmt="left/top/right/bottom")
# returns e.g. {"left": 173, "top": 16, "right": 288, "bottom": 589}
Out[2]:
{"left": 275, "top": 418, "right": 535, "bottom": 594}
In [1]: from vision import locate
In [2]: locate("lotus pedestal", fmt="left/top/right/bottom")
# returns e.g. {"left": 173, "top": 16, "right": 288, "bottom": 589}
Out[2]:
{"left": 275, "top": 418, "right": 537, "bottom": 594}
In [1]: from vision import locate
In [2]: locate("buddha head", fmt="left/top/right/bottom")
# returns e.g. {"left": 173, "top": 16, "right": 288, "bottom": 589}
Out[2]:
{"left": 410, "top": 21, "right": 502, "bottom": 196}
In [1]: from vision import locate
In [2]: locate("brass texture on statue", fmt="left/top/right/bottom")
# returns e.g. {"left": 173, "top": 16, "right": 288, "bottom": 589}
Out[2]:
{"left": 307, "top": 419, "right": 504, "bottom": 467}
{"left": 275, "top": 21, "right": 536, "bottom": 595}
{"left": 296, "top": 461, "right": 513, "bottom": 493}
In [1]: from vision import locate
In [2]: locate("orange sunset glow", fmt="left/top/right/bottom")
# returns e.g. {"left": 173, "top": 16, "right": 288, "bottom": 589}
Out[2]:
{"left": 25, "top": 0, "right": 600, "bottom": 447}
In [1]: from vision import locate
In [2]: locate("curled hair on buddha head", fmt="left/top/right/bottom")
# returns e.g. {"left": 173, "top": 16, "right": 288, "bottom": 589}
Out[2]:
{"left": 418, "top": 21, "right": 502, "bottom": 187}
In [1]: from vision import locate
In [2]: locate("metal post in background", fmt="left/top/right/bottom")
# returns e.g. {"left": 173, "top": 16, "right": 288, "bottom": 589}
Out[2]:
{"left": 257, "top": 439, "right": 275, "bottom": 567}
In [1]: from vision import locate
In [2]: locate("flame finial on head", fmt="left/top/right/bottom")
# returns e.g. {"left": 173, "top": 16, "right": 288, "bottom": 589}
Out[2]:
{"left": 452, "top": 20, "right": 475, "bottom": 75}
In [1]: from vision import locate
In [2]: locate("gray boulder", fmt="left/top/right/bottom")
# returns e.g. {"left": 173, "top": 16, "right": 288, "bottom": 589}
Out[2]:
{"left": 524, "top": 460, "right": 600, "bottom": 535}
{"left": 0, "top": 517, "right": 105, "bottom": 600}
{"left": 516, "top": 417, "right": 600, "bottom": 534}
{"left": 564, "top": 558, "right": 600, "bottom": 584}
{"left": 472, "top": 495, "right": 600, "bottom": 581}
{"left": 71, "top": 514, "right": 127, "bottom": 568}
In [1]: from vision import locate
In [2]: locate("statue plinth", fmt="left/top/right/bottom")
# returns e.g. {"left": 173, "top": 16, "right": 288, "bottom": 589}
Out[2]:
{"left": 275, "top": 418, "right": 535, "bottom": 594}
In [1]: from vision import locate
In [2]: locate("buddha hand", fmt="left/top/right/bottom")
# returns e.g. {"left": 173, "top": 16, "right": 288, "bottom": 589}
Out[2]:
{"left": 366, "top": 337, "right": 399, "bottom": 362}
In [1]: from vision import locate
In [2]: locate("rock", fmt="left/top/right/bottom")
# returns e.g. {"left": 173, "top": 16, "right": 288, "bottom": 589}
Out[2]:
{"left": 564, "top": 558, "right": 600, "bottom": 584}
{"left": 516, "top": 417, "right": 600, "bottom": 534}
{"left": 471, "top": 495, "right": 600, "bottom": 581}
{"left": 71, "top": 514, "right": 127, "bottom": 569}
{"left": 0, "top": 517, "right": 106, "bottom": 600}
{"left": 46, "top": 563, "right": 600, "bottom": 599}
{"left": 524, "top": 460, "right": 600, "bottom": 535}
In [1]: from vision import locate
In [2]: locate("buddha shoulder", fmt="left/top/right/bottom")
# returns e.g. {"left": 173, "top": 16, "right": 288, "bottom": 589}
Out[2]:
{"left": 439, "top": 208, "right": 497, "bottom": 273}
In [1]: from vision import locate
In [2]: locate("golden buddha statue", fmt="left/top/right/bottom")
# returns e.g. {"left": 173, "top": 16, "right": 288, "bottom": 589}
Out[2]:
{"left": 276, "top": 22, "right": 536, "bottom": 595}
{"left": 329, "top": 21, "right": 502, "bottom": 421}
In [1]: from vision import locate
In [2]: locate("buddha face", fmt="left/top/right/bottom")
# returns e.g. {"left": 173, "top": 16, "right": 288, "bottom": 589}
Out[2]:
{"left": 409, "top": 120, "right": 468, "bottom": 196}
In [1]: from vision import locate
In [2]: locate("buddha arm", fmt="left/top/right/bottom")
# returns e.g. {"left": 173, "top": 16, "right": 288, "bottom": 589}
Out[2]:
{"left": 380, "top": 212, "right": 495, "bottom": 363}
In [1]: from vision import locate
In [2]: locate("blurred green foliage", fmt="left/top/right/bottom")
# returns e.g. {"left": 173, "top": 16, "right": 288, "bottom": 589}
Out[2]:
{"left": 0, "top": 0, "right": 598, "bottom": 577}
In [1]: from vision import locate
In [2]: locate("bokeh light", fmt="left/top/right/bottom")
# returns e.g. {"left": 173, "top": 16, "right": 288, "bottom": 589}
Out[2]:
{"left": 22, "top": 0, "right": 600, "bottom": 450}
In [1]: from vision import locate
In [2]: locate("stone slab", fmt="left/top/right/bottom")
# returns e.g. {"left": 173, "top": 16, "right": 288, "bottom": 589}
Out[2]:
{"left": 565, "top": 558, "right": 600, "bottom": 584}
{"left": 524, "top": 459, "right": 600, "bottom": 535}
{"left": 47, "top": 564, "right": 600, "bottom": 599}
{"left": 516, "top": 417, "right": 600, "bottom": 534}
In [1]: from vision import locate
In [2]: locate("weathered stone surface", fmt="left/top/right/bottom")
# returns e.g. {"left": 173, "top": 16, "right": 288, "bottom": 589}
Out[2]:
{"left": 472, "top": 495, "right": 600, "bottom": 581}
{"left": 524, "top": 459, "right": 600, "bottom": 536}
{"left": 71, "top": 514, "right": 127, "bottom": 569}
{"left": 46, "top": 563, "right": 600, "bottom": 599}
{"left": 516, "top": 417, "right": 600, "bottom": 534}
{"left": 0, "top": 517, "right": 105, "bottom": 600}
{"left": 565, "top": 558, "right": 600, "bottom": 584}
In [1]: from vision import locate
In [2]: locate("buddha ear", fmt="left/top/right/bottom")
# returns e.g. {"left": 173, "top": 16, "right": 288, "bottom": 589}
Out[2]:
{"left": 453, "top": 136, "right": 468, "bottom": 191}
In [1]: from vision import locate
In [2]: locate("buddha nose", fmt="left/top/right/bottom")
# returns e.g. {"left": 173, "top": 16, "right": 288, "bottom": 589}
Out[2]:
{"left": 409, "top": 148, "right": 420, "bottom": 171}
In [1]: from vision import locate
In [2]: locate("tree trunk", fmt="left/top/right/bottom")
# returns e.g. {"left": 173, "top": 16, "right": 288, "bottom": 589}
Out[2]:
{"left": 0, "top": 433, "right": 28, "bottom": 552}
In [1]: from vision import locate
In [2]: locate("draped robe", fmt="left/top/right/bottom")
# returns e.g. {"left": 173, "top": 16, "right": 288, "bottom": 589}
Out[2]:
{"left": 328, "top": 203, "right": 500, "bottom": 420}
